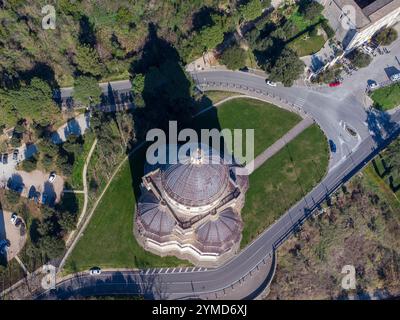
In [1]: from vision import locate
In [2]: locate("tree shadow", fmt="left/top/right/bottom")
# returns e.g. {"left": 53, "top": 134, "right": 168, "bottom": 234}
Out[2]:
{"left": 78, "top": 15, "right": 97, "bottom": 47}
{"left": 7, "top": 174, "right": 24, "bottom": 195}
{"left": 128, "top": 23, "right": 223, "bottom": 203}
{"left": 35, "top": 271, "right": 169, "bottom": 300}
{"left": 43, "top": 182, "right": 57, "bottom": 207}
{"left": 191, "top": 6, "right": 219, "bottom": 32}
{"left": 366, "top": 109, "right": 397, "bottom": 146}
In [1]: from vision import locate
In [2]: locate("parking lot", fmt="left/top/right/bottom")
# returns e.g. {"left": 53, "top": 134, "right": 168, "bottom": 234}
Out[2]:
{"left": 0, "top": 210, "right": 27, "bottom": 262}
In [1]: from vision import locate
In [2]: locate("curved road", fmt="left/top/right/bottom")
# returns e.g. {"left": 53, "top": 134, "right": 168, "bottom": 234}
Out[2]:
{"left": 37, "top": 69, "right": 400, "bottom": 300}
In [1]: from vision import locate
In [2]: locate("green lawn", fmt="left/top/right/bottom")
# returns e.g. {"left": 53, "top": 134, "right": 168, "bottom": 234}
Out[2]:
{"left": 194, "top": 98, "right": 301, "bottom": 161}
{"left": 66, "top": 97, "right": 328, "bottom": 271}
{"left": 69, "top": 132, "right": 96, "bottom": 190}
{"left": 240, "top": 124, "right": 329, "bottom": 247}
{"left": 370, "top": 82, "right": 400, "bottom": 111}
{"left": 65, "top": 146, "right": 188, "bottom": 273}
{"left": 288, "top": 34, "right": 326, "bottom": 57}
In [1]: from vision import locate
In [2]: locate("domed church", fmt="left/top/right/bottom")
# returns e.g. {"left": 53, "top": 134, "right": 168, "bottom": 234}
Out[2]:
{"left": 134, "top": 143, "right": 249, "bottom": 266}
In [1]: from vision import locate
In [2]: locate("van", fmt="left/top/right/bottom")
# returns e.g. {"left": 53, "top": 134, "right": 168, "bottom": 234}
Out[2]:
{"left": 390, "top": 73, "right": 400, "bottom": 82}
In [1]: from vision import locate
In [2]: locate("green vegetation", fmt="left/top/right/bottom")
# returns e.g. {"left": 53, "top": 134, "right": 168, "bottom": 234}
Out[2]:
{"left": 288, "top": 33, "right": 325, "bottom": 57}
{"left": 73, "top": 76, "right": 102, "bottom": 106}
{"left": 268, "top": 158, "right": 400, "bottom": 299}
{"left": 373, "top": 27, "right": 398, "bottom": 46}
{"left": 241, "top": 124, "right": 329, "bottom": 247}
{"left": 243, "top": 2, "right": 330, "bottom": 85}
{"left": 219, "top": 45, "right": 247, "bottom": 70}
{"left": 298, "top": 0, "right": 324, "bottom": 21}
{"left": 347, "top": 49, "right": 372, "bottom": 69}
{"left": 269, "top": 48, "right": 305, "bottom": 86}
{"left": 74, "top": 45, "right": 104, "bottom": 77}
{"left": 195, "top": 98, "right": 301, "bottom": 158}
{"left": 0, "top": 78, "right": 60, "bottom": 128}
{"left": 69, "top": 132, "right": 96, "bottom": 190}
{"left": 312, "top": 64, "right": 342, "bottom": 84}
{"left": 370, "top": 82, "right": 400, "bottom": 111}
{"left": 65, "top": 147, "right": 187, "bottom": 272}
{"left": 239, "top": 0, "right": 265, "bottom": 22}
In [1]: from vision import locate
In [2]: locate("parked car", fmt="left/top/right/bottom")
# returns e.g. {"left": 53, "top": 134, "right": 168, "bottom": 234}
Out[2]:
{"left": 329, "top": 81, "right": 341, "bottom": 87}
{"left": 13, "top": 149, "right": 19, "bottom": 161}
{"left": 2, "top": 153, "right": 8, "bottom": 164}
{"left": 0, "top": 239, "right": 10, "bottom": 255}
{"left": 390, "top": 73, "right": 400, "bottom": 82}
{"left": 362, "top": 45, "right": 374, "bottom": 55}
{"left": 15, "top": 218, "right": 23, "bottom": 227}
{"left": 48, "top": 172, "right": 56, "bottom": 183}
{"left": 368, "top": 81, "right": 379, "bottom": 90}
{"left": 89, "top": 267, "right": 102, "bottom": 275}
{"left": 10, "top": 213, "right": 18, "bottom": 225}
{"left": 265, "top": 79, "right": 277, "bottom": 87}
{"left": 42, "top": 193, "right": 48, "bottom": 205}
{"left": 329, "top": 140, "right": 337, "bottom": 153}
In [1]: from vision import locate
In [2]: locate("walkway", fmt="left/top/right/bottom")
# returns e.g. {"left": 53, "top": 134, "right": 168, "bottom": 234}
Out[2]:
{"left": 243, "top": 117, "right": 314, "bottom": 175}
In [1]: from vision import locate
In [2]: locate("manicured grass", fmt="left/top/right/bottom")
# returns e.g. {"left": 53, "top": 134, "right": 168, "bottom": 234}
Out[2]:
{"left": 370, "top": 82, "right": 400, "bottom": 111}
{"left": 69, "top": 132, "right": 95, "bottom": 190}
{"left": 240, "top": 124, "right": 329, "bottom": 247}
{"left": 289, "top": 34, "right": 326, "bottom": 57}
{"left": 65, "top": 146, "right": 188, "bottom": 273}
{"left": 194, "top": 98, "right": 301, "bottom": 161}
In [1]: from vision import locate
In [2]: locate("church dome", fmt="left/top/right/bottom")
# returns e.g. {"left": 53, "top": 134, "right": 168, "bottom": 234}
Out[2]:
{"left": 137, "top": 191, "right": 176, "bottom": 236}
{"left": 195, "top": 208, "right": 242, "bottom": 249}
{"left": 160, "top": 143, "right": 229, "bottom": 208}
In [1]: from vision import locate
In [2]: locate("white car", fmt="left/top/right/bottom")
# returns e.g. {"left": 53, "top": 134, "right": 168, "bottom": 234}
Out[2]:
{"left": 265, "top": 80, "right": 277, "bottom": 87}
{"left": 10, "top": 213, "right": 18, "bottom": 225}
{"left": 362, "top": 45, "right": 374, "bottom": 54}
{"left": 48, "top": 172, "right": 56, "bottom": 183}
{"left": 89, "top": 267, "right": 102, "bottom": 275}
{"left": 390, "top": 73, "right": 400, "bottom": 82}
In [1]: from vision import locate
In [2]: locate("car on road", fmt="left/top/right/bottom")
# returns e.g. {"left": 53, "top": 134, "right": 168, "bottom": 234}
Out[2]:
{"left": 0, "top": 239, "right": 10, "bottom": 255}
{"left": 329, "top": 81, "right": 341, "bottom": 87}
{"left": 48, "top": 172, "right": 56, "bottom": 183}
{"left": 390, "top": 73, "right": 400, "bottom": 82}
{"left": 329, "top": 140, "right": 337, "bottom": 153}
{"left": 362, "top": 44, "right": 374, "bottom": 55}
{"left": 265, "top": 79, "right": 277, "bottom": 87}
{"left": 11, "top": 213, "right": 18, "bottom": 225}
{"left": 89, "top": 267, "right": 102, "bottom": 275}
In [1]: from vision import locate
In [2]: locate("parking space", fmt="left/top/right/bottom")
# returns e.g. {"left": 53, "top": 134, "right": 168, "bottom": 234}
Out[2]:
{"left": 0, "top": 210, "right": 27, "bottom": 262}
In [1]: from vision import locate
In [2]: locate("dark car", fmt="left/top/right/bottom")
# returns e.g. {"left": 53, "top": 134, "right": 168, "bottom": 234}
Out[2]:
{"left": 2, "top": 153, "right": 8, "bottom": 164}
{"left": 13, "top": 149, "right": 19, "bottom": 160}
{"left": 329, "top": 140, "right": 336, "bottom": 153}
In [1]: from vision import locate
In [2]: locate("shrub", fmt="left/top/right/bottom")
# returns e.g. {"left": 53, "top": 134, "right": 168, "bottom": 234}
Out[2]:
{"left": 219, "top": 45, "right": 247, "bottom": 70}
{"left": 373, "top": 27, "right": 398, "bottom": 46}
{"left": 347, "top": 49, "right": 372, "bottom": 69}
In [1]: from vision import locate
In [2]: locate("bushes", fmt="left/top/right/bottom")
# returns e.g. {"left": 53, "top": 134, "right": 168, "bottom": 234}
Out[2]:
{"left": 347, "top": 49, "right": 372, "bottom": 69}
{"left": 269, "top": 48, "right": 305, "bottom": 86}
{"left": 321, "top": 19, "right": 335, "bottom": 39}
{"left": 373, "top": 27, "right": 398, "bottom": 46}
{"left": 219, "top": 45, "right": 247, "bottom": 70}
{"left": 298, "top": 0, "right": 324, "bottom": 21}
{"left": 20, "top": 155, "right": 38, "bottom": 172}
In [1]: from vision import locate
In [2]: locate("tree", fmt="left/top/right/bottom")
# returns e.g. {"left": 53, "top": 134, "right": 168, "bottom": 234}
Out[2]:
{"left": 73, "top": 76, "right": 102, "bottom": 106}
{"left": 20, "top": 155, "right": 38, "bottom": 172}
{"left": 374, "top": 27, "right": 398, "bottom": 46}
{"left": 74, "top": 45, "right": 103, "bottom": 76}
{"left": 347, "top": 49, "right": 372, "bottom": 69}
{"left": 2, "top": 78, "right": 59, "bottom": 126}
{"left": 269, "top": 48, "right": 305, "bottom": 86}
{"left": 219, "top": 45, "right": 247, "bottom": 70}
{"left": 239, "top": 0, "right": 263, "bottom": 22}
{"left": 298, "top": 0, "right": 324, "bottom": 21}
{"left": 131, "top": 73, "right": 145, "bottom": 107}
